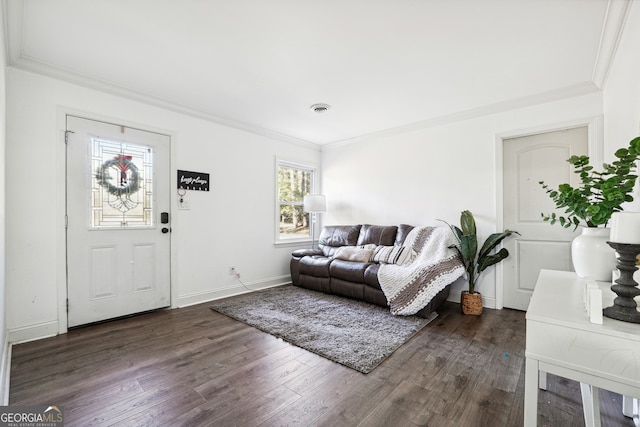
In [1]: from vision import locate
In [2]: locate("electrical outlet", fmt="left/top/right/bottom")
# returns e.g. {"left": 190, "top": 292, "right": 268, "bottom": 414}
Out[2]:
{"left": 229, "top": 266, "right": 236, "bottom": 276}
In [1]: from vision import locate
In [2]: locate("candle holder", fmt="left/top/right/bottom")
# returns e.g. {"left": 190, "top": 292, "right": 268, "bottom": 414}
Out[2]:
{"left": 604, "top": 242, "right": 640, "bottom": 323}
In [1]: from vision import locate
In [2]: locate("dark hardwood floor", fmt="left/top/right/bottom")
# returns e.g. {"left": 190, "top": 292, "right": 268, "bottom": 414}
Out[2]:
{"left": 9, "top": 297, "right": 634, "bottom": 426}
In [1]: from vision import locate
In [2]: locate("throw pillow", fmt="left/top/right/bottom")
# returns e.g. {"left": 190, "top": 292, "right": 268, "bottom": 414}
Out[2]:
{"left": 332, "top": 246, "right": 375, "bottom": 262}
{"left": 371, "top": 245, "right": 416, "bottom": 265}
{"left": 358, "top": 243, "right": 376, "bottom": 250}
{"left": 322, "top": 244, "right": 374, "bottom": 258}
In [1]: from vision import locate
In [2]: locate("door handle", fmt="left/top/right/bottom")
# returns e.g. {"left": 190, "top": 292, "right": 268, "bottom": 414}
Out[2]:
{"left": 162, "top": 227, "right": 170, "bottom": 234}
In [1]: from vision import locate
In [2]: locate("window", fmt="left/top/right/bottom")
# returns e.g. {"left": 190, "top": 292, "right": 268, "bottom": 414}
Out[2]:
{"left": 276, "top": 160, "right": 315, "bottom": 242}
{"left": 91, "top": 138, "right": 153, "bottom": 229}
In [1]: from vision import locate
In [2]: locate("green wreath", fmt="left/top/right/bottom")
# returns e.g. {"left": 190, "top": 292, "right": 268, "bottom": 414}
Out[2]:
{"left": 96, "top": 158, "right": 140, "bottom": 197}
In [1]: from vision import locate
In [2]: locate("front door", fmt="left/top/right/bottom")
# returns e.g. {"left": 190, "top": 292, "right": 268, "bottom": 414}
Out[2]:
{"left": 502, "top": 126, "right": 588, "bottom": 310}
{"left": 66, "top": 115, "right": 171, "bottom": 327}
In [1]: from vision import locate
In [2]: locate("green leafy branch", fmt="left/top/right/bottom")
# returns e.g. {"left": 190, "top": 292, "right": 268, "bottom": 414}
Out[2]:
{"left": 540, "top": 136, "right": 640, "bottom": 229}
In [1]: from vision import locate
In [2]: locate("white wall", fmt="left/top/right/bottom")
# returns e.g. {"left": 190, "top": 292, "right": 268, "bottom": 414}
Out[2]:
{"left": 321, "top": 92, "right": 604, "bottom": 307}
{"left": 5, "top": 68, "right": 320, "bottom": 342}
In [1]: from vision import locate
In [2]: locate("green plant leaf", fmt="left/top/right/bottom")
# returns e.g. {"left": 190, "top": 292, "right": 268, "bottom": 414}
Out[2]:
{"left": 458, "top": 234, "right": 478, "bottom": 268}
{"left": 477, "top": 230, "right": 519, "bottom": 263}
{"left": 460, "top": 210, "right": 476, "bottom": 236}
{"left": 478, "top": 248, "right": 510, "bottom": 273}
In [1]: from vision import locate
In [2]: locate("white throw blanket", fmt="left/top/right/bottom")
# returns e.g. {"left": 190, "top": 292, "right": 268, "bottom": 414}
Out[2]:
{"left": 379, "top": 226, "right": 464, "bottom": 315}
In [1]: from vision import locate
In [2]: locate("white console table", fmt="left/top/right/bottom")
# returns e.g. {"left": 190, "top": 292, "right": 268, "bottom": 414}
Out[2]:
{"left": 525, "top": 269, "right": 640, "bottom": 426}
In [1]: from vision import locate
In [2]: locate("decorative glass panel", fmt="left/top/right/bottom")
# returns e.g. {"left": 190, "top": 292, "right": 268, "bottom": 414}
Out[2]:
{"left": 91, "top": 138, "right": 153, "bottom": 229}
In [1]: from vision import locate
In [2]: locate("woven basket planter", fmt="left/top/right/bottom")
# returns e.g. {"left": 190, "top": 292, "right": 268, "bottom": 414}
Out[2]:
{"left": 461, "top": 291, "right": 483, "bottom": 315}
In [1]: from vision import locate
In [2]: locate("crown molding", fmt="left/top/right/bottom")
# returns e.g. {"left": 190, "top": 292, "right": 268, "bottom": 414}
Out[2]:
{"left": 9, "top": 55, "right": 322, "bottom": 151}
{"left": 592, "top": 0, "right": 633, "bottom": 89}
{"left": 3, "top": 0, "right": 320, "bottom": 151}
{"left": 322, "top": 82, "right": 600, "bottom": 151}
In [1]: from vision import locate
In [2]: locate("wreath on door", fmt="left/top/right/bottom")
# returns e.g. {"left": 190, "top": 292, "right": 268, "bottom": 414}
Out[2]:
{"left": 95, "top": 155, "right": 140, "bottom": 197}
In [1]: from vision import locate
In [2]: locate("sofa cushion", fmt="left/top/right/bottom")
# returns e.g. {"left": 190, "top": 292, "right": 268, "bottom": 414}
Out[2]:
{"left": 364, "top": 264, "right": 381, "bottom": 288}
{"left": 371, "top": 245, "right": 416, "bottom": 265}
{"left": 298, "top": 275, "right": 331, "bottom": 294}
{"left": 318, "top": 225, "right": 362, "bottom": 256}
{"left": 356, "top": 224, "right": 398, "bottom": 246}
{"left": 299, "top": 256, "right": 332, "bottom": 277}
{"left": 332, "top": 246, "right": 375, "bottom": 262}
{"left": 364, "top": 285, "right": 388, "bottom": 307}
{"left": 329, "top": 259, "right": 372, "bottom": 282}
{"left": 330, "top": 278, "right": 365, "bottom": 301}
{"left": 395, "top": 224, "right": 415, "bottom": 246}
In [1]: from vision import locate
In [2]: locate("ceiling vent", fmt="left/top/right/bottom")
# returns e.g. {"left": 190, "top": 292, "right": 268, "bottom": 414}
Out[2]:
{"left": 310, "top": 103, "right": 332, "bottom": 113}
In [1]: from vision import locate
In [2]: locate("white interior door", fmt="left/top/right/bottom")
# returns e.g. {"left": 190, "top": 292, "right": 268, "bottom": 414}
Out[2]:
{"left": 502, "top": 127, "right": 588, "bottom": 310}
{"left": 66, "top": 115, "right": 171, "bottom": 327}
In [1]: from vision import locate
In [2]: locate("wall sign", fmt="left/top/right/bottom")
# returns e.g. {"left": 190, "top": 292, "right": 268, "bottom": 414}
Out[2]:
{"left": 177, "top": 170, "right": 210, "bottom": 191}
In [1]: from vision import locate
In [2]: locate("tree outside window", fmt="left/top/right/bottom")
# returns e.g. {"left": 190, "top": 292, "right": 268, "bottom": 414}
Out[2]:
{"left": 277, "top": 161, "right": 314, "bottom": 241}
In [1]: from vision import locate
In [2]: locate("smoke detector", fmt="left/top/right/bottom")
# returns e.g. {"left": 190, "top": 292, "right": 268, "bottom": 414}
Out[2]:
{"left": 310, "top": 103, "right": 332, "bottom": 113}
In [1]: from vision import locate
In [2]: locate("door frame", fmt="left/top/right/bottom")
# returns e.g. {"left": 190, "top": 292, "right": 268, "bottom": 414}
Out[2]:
{"left": 495, "top": 115, "right": 603, "bottom": 309}
{"left": 56, "top": 107, "right": 177, "bottom": 334}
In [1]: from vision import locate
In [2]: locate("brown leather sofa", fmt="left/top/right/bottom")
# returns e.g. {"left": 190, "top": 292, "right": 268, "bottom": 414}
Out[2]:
{"left": 290, "top": 224, "right": 451, "bottom": 318}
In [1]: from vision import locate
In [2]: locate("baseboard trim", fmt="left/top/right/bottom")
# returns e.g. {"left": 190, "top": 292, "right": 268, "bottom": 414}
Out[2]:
{"left": 177, "top": 275, "right": 292, "bottom": 308}
{"left": 8, "top": 321, "right": 59, "bottom": 344}
{"left": 5, "top": 277, "right": 293, "bottom": 342}
{"left": 0, "top": 337, "right": 10, "bottom": 405}
{"left": 448, "top": 289, "right": 497, "bottom": 310}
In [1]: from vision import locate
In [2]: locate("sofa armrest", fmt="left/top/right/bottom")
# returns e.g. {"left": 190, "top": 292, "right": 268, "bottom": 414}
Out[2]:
{"left": 290, "top": 249, "right": 325, "bottom": 286}
{"left": 292, "top": 248, "right": 323, "bottom": 258}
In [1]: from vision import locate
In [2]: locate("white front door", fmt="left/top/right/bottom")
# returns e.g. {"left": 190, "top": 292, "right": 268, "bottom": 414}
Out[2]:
{"left": 502, "top": 126, "right": 588, "bottom": 310}
{"left": 66, "top": 115, "right": 171, "bottom": 327}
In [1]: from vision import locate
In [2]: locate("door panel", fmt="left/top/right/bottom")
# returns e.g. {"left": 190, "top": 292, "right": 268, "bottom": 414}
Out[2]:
{"left": 66, "top": 115, "right": 171, "bottom": 327}
{"left": 516, "top": 240, "right": 572, "bottom": 290}
{"left": 91, "top": 246, "right": 117, "bottom": 298}
{"left": 133, "top": 243, "right": 156, "bottom": 292}
{"left": 502, "top": 127, "right": 588, "bottom": 310}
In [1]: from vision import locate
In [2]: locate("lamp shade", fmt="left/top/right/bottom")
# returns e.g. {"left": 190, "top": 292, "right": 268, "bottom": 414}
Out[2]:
{"left": 303, "top": 194, "right": 326, "bottom": 213}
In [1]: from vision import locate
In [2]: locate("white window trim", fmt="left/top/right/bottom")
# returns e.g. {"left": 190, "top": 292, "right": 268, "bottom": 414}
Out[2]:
{"left": 274, "top": 158, "right": 318, "bottom": 245}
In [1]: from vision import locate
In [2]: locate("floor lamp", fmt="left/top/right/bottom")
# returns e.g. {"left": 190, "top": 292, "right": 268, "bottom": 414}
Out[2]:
{"left": 303, "top": 194, "right": 326, "bottom": 250}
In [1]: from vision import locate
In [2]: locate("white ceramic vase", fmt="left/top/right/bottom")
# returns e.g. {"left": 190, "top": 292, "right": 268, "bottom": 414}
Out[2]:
{"left": 571, "top": 227, "right": 616, "bottom": 281}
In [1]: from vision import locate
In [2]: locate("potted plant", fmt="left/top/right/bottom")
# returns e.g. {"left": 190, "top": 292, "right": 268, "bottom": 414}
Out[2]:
{"left": 442, "top": 210, "right": 518, "bottom": 315}
{"left": 539, "top": 136, "right": 640, "bottom": 280}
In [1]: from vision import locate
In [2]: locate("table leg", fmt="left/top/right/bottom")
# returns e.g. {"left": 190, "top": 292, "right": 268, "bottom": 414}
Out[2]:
{"left": 525, "top": 357, "right": 539, "bottom": 427}
{"left": 580, "top": 383, "right": 601, "bottom": 427}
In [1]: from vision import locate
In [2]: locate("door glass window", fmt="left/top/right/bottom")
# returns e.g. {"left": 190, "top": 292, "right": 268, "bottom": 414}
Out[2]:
{"left": 91, "top": 138, "right": 153, "bottom": 229}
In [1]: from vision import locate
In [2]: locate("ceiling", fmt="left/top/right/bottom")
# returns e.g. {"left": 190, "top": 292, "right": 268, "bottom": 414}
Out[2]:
{"left": 3, "top": 0, "right": 632, "bottom": 146}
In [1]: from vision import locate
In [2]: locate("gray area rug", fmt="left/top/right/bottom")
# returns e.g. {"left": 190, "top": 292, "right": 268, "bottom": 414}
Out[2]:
{"left": 210, "top": 285, "right": 437, "bottom": 373}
